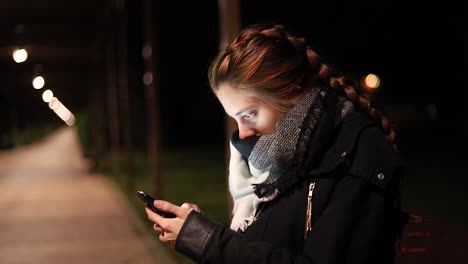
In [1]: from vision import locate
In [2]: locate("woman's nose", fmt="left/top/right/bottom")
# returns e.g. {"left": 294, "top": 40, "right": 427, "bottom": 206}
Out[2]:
{"left": 238, "top": 125, "right": 257, "bottom": 139}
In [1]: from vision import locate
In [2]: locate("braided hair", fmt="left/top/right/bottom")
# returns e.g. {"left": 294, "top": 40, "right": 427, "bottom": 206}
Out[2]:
{"left": 209, "top": 23, "right": 398, "bottom": 148}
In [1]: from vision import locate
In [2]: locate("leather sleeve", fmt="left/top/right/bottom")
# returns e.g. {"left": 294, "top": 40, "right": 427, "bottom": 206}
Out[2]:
{"left": 175, "top": 210, "right": 224, "bottom": 262}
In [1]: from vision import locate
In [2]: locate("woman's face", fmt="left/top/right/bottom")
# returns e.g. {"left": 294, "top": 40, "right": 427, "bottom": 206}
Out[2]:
{"left": 216, "top": 83, "right": 285, "bottom": 139}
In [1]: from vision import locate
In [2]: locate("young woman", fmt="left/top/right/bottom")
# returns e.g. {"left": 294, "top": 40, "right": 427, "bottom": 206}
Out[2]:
{"left": 144, "top": 23, "right": 404, "bottom": 264}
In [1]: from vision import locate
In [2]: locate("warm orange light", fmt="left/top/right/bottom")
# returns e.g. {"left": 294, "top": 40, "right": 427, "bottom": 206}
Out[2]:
{"left": 360, "top": 73, "right": 381, "bottom": 92}
{"left": 364, "top": 74, "right": 380, "bottom": 89}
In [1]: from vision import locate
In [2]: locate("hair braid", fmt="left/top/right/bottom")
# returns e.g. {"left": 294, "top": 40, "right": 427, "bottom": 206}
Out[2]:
{"left": 292, "top": 37, "right": 399, "bottom": 149}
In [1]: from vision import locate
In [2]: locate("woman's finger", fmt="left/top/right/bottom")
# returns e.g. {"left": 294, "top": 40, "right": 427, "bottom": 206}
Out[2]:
{"left": 153, "top": 199, "right": 191, "bottom": 218}
{"left": 159, "top": 232, "right": 171, "bottom": 242}
{"left": 145, "top": 206, "right": 165, "bottom": 225}
{"left": 181, "top": 202, "right": 203, "bottom": 213}
{"left": 153, "top": 223, "right": 163, "bottom": 232}
{"left": 145, "top": 200, "right": 191, "bottom": 248}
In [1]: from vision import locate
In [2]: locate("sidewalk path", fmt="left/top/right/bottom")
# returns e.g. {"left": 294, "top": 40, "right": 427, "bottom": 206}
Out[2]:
{"left": 0, "top": 126, "right": 179, "bottom": 264}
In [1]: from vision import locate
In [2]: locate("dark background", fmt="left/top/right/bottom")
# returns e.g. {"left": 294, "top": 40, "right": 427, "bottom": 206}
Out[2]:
{"left": 0, "top": 0, "right": 466, "bottom": 226}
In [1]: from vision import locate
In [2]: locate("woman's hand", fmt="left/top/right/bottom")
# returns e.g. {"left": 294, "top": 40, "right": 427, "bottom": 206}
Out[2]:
{"left": 145, "top": 200, "right": 201, "bottom": 249}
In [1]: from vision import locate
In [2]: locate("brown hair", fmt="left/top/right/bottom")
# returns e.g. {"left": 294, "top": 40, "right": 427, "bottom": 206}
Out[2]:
{"left": 209, "top": 23, "right": 398, "bottom": 147}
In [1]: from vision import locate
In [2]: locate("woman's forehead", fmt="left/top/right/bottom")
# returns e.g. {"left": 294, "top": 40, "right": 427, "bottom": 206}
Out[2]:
{"left": 216, "top": 84, "right": 257, "bottom": 116}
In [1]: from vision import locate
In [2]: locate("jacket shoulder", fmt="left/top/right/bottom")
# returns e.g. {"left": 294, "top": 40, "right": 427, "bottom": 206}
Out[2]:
{"left": 312, "top": 111, "right": 403, "bottom": 191}
{"left": 348, "top": 125, "right": 403, "bottom": 190}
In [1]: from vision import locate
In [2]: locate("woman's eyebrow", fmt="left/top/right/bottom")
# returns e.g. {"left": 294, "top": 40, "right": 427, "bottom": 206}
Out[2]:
{"left": 235, "top": 107, "right": 254, "bottom": 116}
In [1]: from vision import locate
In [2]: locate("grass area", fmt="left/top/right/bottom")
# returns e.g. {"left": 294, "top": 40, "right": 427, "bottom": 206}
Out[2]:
{"left": 8, "top": 124, "right": 61, "bottom": 147}
{"left": 96, "top": 147, "right": 230, "bottom": 263}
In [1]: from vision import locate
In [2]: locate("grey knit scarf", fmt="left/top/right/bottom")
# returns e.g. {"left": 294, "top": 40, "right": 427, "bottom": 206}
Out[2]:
{"left": 249, "top": 87, "right": 354, "bottom": 198}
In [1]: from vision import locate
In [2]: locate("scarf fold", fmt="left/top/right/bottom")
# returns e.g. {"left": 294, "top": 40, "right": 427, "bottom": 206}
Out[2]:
{"left": 228, "top": 87, "right": 354, "bottom": 232}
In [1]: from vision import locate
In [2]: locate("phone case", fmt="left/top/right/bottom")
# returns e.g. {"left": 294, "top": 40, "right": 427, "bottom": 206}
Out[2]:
{"left": 136, "top": 190, "right": 176, "bottom": 218}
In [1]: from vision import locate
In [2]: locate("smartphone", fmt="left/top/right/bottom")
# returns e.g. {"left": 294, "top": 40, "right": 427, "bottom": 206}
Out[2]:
{"left": 136, "top": 190, "right": 176, "bottom": 218}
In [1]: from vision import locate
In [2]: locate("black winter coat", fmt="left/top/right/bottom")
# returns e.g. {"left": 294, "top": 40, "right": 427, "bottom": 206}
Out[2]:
{"left": 175, "top": 95, "right": 404, "bottom": 264}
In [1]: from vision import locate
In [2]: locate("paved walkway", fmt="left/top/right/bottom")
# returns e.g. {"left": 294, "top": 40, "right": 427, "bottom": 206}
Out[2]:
{"left": 0, "top": 126, "right": 179, "bottom": 264}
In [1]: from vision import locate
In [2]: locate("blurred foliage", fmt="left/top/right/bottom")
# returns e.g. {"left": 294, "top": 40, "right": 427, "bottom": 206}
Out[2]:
{"left": 8, "top": 110, "right": 91, "bottom": 150}
{"left": 74, "top": 111, "right": 90, "bottom": 154}
{"left": 10, "top": 124, "right": 60, "bottom": 147}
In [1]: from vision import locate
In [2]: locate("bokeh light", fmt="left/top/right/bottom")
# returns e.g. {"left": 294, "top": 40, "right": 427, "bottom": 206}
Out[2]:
{"left": 360, "top": 73, "right": 381, "bottom": 92}
{"left": 48, "top": 97, "right": 60, "bottom": 109}
{"left": 32, "top": 76, "right": 45, "bottom": 89}
{"left": 42, "top": 89, "right": 54, "bottom": 103}
{"left": 12, "top": 48, "right": 28, "bottom": 63}
{"left": 143, "top": 72, "right": 153, "bottom": 86}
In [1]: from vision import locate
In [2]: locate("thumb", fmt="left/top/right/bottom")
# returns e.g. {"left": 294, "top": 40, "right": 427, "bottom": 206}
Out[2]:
{"left": 153, "top": 200, "right": 182, "bottom": 216}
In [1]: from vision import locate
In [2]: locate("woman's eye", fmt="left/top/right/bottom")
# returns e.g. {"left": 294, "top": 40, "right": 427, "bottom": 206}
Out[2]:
{"left": 243, "top": 112, "right": 256, "bottom": 120}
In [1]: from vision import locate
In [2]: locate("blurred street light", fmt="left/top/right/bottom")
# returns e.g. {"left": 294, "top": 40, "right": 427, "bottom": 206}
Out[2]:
{"left": 142, "top": 44, "right": 152, "bottom": 60}
{"left": 32, "top": 75, "right": 45, "bottom": 89}
{"left": 42, "top": 89, "right": 54, "bottom": 102}
{"left": 48, "top": 97, "right": 60, "bottom": 109}
{"left": 143, "top": 71, "right": 153, "bottom": 86}
{"left": 12, "top": 48, "right": 28, "bottom": 63}
{"left": 360, "top": 73, "right": 381, "bottom": 93}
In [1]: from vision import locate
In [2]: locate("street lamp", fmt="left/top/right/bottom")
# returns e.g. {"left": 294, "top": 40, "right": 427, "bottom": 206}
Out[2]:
{"left": 12, "top": 48, "right": 28, "bottom": 63}
{"left": 32, "top": 75, "right": 45, "bottom": 89}
{"left": 42, "top": 89, "right": 54, "bottom": 102}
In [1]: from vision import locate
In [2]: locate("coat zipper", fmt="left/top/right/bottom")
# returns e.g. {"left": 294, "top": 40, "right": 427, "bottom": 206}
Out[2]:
{"left": 304, "top": 181, "right": 316, "bottom": 239}
{"left": 253, "top": 202, "right": 265, "bottom": 222}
